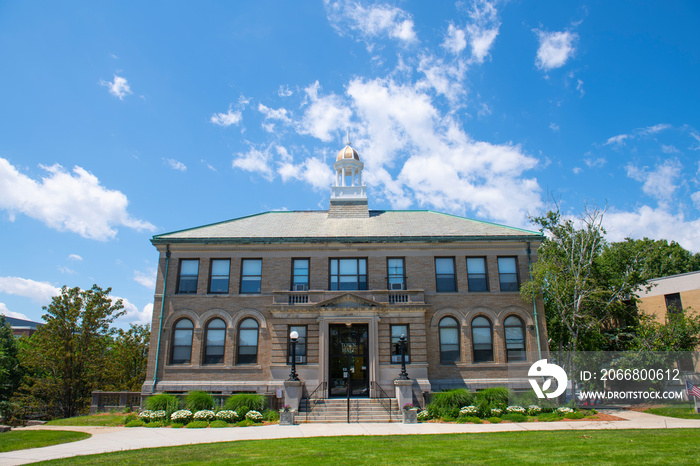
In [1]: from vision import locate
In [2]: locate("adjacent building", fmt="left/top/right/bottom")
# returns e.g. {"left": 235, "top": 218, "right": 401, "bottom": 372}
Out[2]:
{"left": 142, "top": 142, "right": 547, "bottom": 405}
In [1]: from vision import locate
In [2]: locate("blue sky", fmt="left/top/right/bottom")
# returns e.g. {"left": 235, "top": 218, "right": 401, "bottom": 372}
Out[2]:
{"left": 1, "top": 0, "right": 699, "bottom": 325}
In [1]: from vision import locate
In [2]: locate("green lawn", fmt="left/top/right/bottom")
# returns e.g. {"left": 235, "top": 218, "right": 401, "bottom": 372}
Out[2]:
{"left": 36, "top": 429, "right": 700, "bottom": 465}
{"left": 45, "top": 413, "right": 129, "bottom": 426}
{"left": 0, "top": 430, "right": 91, "bottom": 453}
{"left": 644, "top": 403, "right": 700, "bottom": 420}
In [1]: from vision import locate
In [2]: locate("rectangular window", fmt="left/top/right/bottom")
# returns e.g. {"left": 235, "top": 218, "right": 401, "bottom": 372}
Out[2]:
{"left": 287, "top": 325, "right": 307, "bottom": 364}
{"left": 209, "top": 259, "right": 230, "bottom": 293}
{"left": 435, "top": 257, "right": 457, "bottom": 292}
{"left": 391, "top": 324, "right": 410, "bottom": 363}
{"left": 240, "top": 259, "right": 262, "bottom": 294}
{"left": 291, "top": 259, "right": 310, "bottom": 291}
{"left": 466, "top": 257, "right": 489, "bottom": 292}
{"left": 177, "top": 259, "right": 199, "bottom": 294}
{"left": 665, "top": 293, "right": 683, "bottom": 314}
{"left": 387, "top": 258, "right": 405, "bottom": 290}
{"left": 330, "top": 258, "right": 367, "bottom": 290}
{"left": 498, "top": 257, "right": 519, "bottom": 292}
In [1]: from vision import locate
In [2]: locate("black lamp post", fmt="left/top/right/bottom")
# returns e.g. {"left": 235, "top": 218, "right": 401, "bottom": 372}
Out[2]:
{"left": 398, "top": 334, "right": 409, "bottom": 380}
{"left": 288, "top": 330, "right": 299, "bottom": 381}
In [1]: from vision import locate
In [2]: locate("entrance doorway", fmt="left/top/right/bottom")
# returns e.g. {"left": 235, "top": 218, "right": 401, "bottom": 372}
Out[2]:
{"left": 329, "top": 324, "right": 369, "bottom": 397}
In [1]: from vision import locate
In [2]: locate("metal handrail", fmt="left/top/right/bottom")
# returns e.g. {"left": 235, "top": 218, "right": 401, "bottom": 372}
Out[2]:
{"left": 303, "top": 381, "right": 327, "bottom": 422}
{"left": 370, "top": 381, "right": 393, "bottom": 422}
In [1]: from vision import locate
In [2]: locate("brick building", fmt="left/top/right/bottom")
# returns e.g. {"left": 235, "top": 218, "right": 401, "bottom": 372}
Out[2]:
{"left": 142, "top": 142, "right": 547, "bottom": 406}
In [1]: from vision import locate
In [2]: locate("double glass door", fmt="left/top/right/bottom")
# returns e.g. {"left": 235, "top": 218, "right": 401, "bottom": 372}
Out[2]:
{"left": 329, "top": 324, "right": 369, "bottom": 397}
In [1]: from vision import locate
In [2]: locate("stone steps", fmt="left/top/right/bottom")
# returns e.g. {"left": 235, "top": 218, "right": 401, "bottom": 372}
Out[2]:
{"left": 299, "top": 398, "right": 401, "bottom": 423}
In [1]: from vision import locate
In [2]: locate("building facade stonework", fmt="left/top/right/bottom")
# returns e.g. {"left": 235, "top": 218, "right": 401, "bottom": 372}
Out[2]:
{"left": 142, "top": 143, "right": 548, "bottom": 404}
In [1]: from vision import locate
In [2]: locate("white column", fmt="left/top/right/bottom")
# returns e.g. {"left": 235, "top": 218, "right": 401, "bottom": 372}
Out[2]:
{"left": 342, "top": 167, "right": 346, "bottom": 186}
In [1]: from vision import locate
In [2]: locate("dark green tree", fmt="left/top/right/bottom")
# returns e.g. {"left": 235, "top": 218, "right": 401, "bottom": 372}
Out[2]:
{"left": 104, "top": 323, "right": 150, "bottom": 391}
{"left": 0, "top": 315, "right": 23, "bottom": 402}
{"left": 16, "top": 285, "right": 124, "bottom": 419}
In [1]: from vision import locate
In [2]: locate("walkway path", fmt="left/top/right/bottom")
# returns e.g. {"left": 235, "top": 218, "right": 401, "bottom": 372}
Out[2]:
{"left": 2, "top": 410, "right": 699, "bottom": 465}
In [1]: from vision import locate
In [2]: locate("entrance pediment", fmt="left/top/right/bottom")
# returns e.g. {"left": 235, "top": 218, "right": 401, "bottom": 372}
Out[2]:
{"left": 316, "top": 293, "right": 384, "bottom": 308}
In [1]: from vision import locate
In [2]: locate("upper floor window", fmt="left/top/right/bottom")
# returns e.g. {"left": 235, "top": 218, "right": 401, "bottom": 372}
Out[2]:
{"left": 288, "top": 325, "right": 307, "bottom": 364}
{"left": 472, "top": 316, "right": 493, "bottom": 363}
{"left": 466, "top": 257, "right": 489, "bottom": 292}
{"left": 209, "top": 259, "right": 230, "bottom": 294}
{"left": 330, "top": 258, "right": 367, "bottom": 291}
{"left": 171, "top": 318, "right": 193, "bottom": 364}
{"left": 665, "top": 293, "right": 683, "bottom": 314}
{"left": 240, "top": 259, "right": 262, "bottom": 294}
{"left": 387, "top": 258, "right": 406, "bottom": 290}
{"left": 292, "top": 259, "right": 309, "bottom": 291}
{"left": 204, "top": 318, "right": 226, "bottom": 364}
{"left": 439, "top": 316, "right": 460, "bottom": 363}
{"left": 237, "top": 318, "right": 259, "bottom": 364}
{"left": 177, "top": 259, "right": 199, "bottom": 294}
{"left": 504, "top": 315, "right": 526, "bottom": 362}
{"left": 498, "top": 257, "right": 519, "bottom": 292}
{"left": 435, "top": 257, "right": 457, "bottom": 292}
{"left": 391, "top": 324, "right": 410, "bottom": 363}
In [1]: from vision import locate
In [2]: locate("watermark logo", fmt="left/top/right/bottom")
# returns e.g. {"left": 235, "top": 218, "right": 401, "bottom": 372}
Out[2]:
{"left": 528, "top": 359, "right": 567, "bottom": 399}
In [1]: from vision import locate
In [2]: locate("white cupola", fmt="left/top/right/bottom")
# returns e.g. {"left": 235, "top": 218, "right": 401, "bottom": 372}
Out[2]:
{"left": 328, "top": 136, "right": 369, "bottom": 218}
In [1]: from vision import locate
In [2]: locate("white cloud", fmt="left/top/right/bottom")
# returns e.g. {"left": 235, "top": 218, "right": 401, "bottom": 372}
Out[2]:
{"left": 258, "top": 103, "right": 292, "bottom": 132}
{"left": 0, "top": 277, "right": 60, "bottom": 304}
{"left": 278, "top": 85, "right": 294, "bottom": 97}
{"left": 691, "top": 192, "right": 700, "bottom": 209}
{"left": 584, "top": 157, "right": 606, "bottom": 168}
{"left": 115, "top": 297, "right": 153, "bottom": 325}
{"left": 626, "top": 158, "right": 682, "bottom": 202}
{"left": 0, "top": 303, "right": 30, "bottom": 320}
{"left": 535, "top": 30, "right": 577, "bottom": 71}
{"left": 100, "top": 75, "right": 132, "bottom": 100}
{"left": 165, "top": 158, "right": 187, "bottom": 172}
{"left": 572, "top": 167, "right": 582, "bottom": 174}
{"left": 442, "top": 23, "right": 467, "bottom": 54}
{"left": 605, "top": 134, "right": 628, "bottom": 146}
{"left": 605, "top": 124, "right": 672, "bottom": 147}
{"left": 278, "top": 156, "right": 334, "bottom": 191}
{"left": 68, "top": 254, "right": 83, "bottom": 261}
{"left": 298, "top": 81, "right": 349, "bottom": 142}
{"left": 0, "top": 158, "right": 155, "bottom": 241}
{"left": 417, "top": 56, "right": 466, "bottom": 102}
{"left": 232, "top": 146, "right": 275, "bottom": 180}
{"left": 210, "top": 108, "right": 242, "bottom": 127}
{"left": 605, "top": 206, "right": 700, "bottom": 252}
{"left": 465, "top": 0, "right": 500, "bottom": 63}
{"left": 58, "top": 266, "right": 75, "bottom": 274}
{"left": 134, "top": 267, "right": 157, "bottom": 289}
{"left": 549, "top": 123, "right": 560, "bottom": 132}
{"left": 324, "top": 0, "right": 417, "bottom": 45}
{"left": 576, "top": 79, "right": 584, "bottom": 97}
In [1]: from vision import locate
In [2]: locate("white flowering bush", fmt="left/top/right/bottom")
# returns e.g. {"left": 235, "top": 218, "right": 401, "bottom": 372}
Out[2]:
{"left": 139, "top": 410, "right": 153, "bottom": 421}
{"left": 490, "top": 408, "right": 502, "bottom": 416}
{"left": 193, "top": 410, "right": 215, "bottom": 422}
{"left": 216, "top": 410, "right": 238, "bottom": 422}
{"left": 149, "top": 410, "right": 167, "bottom": 421}
{"left": 527, "top": 405, "right": 541, "bottom": 415}
{"left": 557, "top": 407, "right": 574, "bottom": 414}
{"left": 245, "top": 410, "right": 263, "bottom": 421}
{"left": 171, "top": 409, "right": 193, "bottom": 423}
{"left": 459, "top": 406, "right": 478, "bottom": 416}
{"left": 506, "top": 406, "right": 526, "bottom": 414}
{"left": 417, "top": 410, "right": 430, "bottom": 421}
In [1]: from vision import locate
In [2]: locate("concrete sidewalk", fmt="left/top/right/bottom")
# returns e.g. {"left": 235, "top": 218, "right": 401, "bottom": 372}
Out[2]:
{"left": 2, "top": 410, "right": 699, "bottom": 465}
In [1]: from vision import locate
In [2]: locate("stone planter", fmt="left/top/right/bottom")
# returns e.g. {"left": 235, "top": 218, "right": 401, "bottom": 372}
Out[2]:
{"left": 279, "top": 411, "right": 295, "bottom": 426}
{"left": 402, "top": 408, "right": 418, "bottom": 424}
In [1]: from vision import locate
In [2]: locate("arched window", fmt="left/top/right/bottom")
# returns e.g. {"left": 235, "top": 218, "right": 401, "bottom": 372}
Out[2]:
{"left": 171, "top": 318, "right": 194, "bottom": 364}
{"left": 237, "top": 318, "right": 259, "bottom": 365}
{"left": 505, "top": 315, "right": 526, "bottom": 361}
{"left": 438, "top": 316, "right": 460, "bottom": 363}
{"left": 471, "top": 316, "right": 493, "bottom": 363}
{"left": 204, "top": 318, "right": 226, "bottom": 364}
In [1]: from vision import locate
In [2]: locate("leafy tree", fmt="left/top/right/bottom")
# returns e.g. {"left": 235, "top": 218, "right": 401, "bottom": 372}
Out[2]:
{"left": 103, "top": 324, "right": 150, "bottom": 391}
{"left": 15, "top": 285, "right": 124, "bottom": 419}
{"left": 600, "top": 238, "right": 700, "bottom": 283}
{"left": 0, "top": 315, "right": 22, "bottom": 402}
{"left": 632, "top": 310, "right": 700, "bottom": 353}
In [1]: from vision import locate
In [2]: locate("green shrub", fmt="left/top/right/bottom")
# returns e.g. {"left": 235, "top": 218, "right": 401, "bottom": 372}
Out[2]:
{"left": 223, "top": 393, "right": 267, "bottom": 412}
{"left": 186, "top": 420, "right": 209, "bottom": 428}
{"left": 125, "top": 419, "right": 145, "bottom": 427}
{"left": 439, "top": 406, "right": 460, "bottom": 419}
{"left": 430, "top": 389, "right": 474, "bottom": 411}
{"left": 588, "top": 409, "right": 598, "bottom": 416}
{"left": 487, "top": 417, "right": 502, "bottom": 423}
{"left": 123, "top": 414, "right": 137, "bottom": 424}
{"left": 564, "top": 412, "right": 585, "bottom": 420}
{"left": 441, "top": 415, "right": 456, "bottom": 422}
{"left": 145, "top": 421, "right": 165, "bottom": 428}
{"left": 185, "top": 391, "right": 215, "bottom": 412}
{"left": 501, "top": 413, "right": 527, "bottom": 422}
{"left": 456, "top": 416, "right": 482, "bottom": 424}
{"left": 122, "top": 406, "right": 133, "bottom": 414}
{"left": 263, "top": 409, "right": 279, "bottom": 422}
{"left": 170, "top": 422, "right": 185, "bottom": 428}
{"left": 475, "top": 387, "right": 510, "bottom": 406}
{"left": 236, "top": 419, "right": 257, "bottom": 427}
{"left": 237, "top": 405, "right": 250, "bottom": 418}
{"left": 145, "top": 394, "right": 181, "bottom": 414}
{"left": 536, "top": 412, "right": 561, "bottom": 422}
{"left": 210, "top": 420, "right": 229, "bottom": 428}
